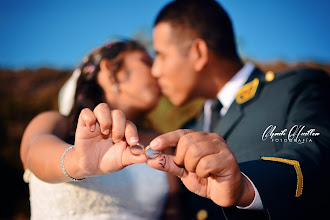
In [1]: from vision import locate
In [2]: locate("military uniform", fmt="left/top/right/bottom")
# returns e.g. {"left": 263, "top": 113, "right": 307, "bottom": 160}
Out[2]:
{"left": 183, "top": 67, "right": 330, "bottom": 220}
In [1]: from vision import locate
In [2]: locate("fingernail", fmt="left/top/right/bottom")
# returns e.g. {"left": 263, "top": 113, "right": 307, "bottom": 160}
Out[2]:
{"left": 103, "top": 129, "right": 109, "bottom": 135}
{"left": 90, "top": 125, "right": 96, "bottom": 132}
{"left": 130, "top": 137, "right": 139, "bottom": 143}
{"left": 150, "top": 139, "right": 160, "bottom": 148}
{"left": 114, "top": 139, "right": 121, "bottom": 144}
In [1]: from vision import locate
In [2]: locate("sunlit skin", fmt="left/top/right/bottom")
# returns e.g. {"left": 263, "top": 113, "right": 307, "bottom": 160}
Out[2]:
{"left": 21, "top": 21, "right": 254, "bottom": 210}
{"left": 148, "top": 22, "right": 255, "bottom": 208}
{"left": 152, "top": 22, "right": 243, "bottom": 107}
{"left": 20, "top": 51, "right": 162, "bottom": 182}
{"left": 98, "top": 51, "right": 160, "bottom": 121}
{"left": 152, "top": 22, "right": 200, "bottom": 106}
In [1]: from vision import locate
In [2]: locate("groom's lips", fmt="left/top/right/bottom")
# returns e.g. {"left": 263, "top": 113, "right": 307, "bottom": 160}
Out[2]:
{"left": 158, "top": 83, "right": 168, "bottom": 95}
{"left": 157, "top": 79, "right": 171, "bottom": 96}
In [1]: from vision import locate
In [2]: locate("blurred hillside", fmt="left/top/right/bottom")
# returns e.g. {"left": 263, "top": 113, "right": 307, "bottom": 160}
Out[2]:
{"left": 0, "top": 61, "right": 329, "bottom": 219}
{"left": 0, "top": 68, "right": 72, "bottom": 220}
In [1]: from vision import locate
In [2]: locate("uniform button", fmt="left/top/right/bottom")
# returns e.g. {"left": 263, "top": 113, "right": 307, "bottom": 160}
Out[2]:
{"left": 265, "top": 71, "right": 275, "bottom": 82}
{"left": 196, "top": 209, "right": 208, "bottom": 220}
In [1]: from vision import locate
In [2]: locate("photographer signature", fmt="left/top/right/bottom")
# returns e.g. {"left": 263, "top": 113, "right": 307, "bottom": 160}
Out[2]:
{"left": 262, "top": 125, "right": 320, "bottom": 144}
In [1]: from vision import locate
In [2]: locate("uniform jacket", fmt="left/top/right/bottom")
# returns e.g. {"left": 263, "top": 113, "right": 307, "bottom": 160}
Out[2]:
{"left": 182, "top": 67, "right": 330, "bottom": 220}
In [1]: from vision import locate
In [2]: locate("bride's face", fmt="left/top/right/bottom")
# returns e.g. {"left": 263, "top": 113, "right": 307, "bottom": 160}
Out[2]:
{"left": 98, "top": 51, "right": 160, "bottom": 115}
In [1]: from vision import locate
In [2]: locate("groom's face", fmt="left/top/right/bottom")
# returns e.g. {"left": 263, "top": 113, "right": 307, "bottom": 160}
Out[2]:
{"left": 152, "top": 22, "right": 199, "bottom": 106}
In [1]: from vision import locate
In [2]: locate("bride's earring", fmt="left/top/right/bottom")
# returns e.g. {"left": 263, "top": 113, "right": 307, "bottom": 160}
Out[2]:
{"left": 112, "top": 83, "right": 119, "bottom": 93}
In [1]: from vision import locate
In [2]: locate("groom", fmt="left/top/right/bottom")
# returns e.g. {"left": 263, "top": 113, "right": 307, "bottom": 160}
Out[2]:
{"left": 146, "top": 0, "right": 330, "bottom": 219}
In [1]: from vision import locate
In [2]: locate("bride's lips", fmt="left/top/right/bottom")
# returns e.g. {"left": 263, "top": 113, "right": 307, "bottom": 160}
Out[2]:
{"left": 155, "top": 82, "right": 161, "bottom": 92}
{"left": 154, "top": 81, "right": 163, "bottom": 93}
{"left": 154, "top": 84, "right": 161, "bottom": 96}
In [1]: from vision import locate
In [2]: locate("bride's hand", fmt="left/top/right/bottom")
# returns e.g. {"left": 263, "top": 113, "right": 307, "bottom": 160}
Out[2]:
{"left": 71, "top": 103, "right": 146, "bottom": 178}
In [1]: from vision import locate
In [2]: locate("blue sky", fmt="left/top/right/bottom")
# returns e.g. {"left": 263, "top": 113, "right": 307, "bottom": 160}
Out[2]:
{"left": 0, "top": 0, "right": 329, "bottom": 69}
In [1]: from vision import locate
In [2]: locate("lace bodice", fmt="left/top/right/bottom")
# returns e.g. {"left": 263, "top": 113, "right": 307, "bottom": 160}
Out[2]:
{"left": 24, "top": 163, "right": 169, "bottom": 220}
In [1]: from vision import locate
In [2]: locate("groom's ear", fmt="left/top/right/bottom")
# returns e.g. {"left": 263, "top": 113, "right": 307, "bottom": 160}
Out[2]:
{"left": 189, "top": 38, "right": 208, "bottom": 72}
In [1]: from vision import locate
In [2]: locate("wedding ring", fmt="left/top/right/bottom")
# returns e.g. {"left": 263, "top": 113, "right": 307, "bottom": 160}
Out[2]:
{"left": 129, "top": 143, "right": 145, "bottom": 156}
{"left": 145, "top": 145, "right": 161, "bottom": 160}
{"left": 129, "top": 143, "right": 161, "bottom": 159}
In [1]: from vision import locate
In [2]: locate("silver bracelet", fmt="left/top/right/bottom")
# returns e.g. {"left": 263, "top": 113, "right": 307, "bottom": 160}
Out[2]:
{"left": 61, "top": 146, "right": 86, "bottom": 182}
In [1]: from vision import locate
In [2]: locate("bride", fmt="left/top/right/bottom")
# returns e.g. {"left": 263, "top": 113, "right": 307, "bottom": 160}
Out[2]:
{"left": 20, "top": 40, "right": 182, "bottom": 220}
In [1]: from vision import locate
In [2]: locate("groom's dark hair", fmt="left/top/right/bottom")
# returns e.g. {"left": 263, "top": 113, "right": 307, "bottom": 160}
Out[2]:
{"left": 154, "top": 0, "right": 238, "bottom": 59}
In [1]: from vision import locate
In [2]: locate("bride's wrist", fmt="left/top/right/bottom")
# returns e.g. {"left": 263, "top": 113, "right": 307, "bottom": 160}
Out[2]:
{"left": 61, "top": 146, "right": 86, "bottom": 182}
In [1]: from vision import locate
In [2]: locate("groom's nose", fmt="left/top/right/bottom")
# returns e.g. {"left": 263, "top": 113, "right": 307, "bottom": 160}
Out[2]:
{"left": 151, "top": 57, "right": 162, "bottom": 78}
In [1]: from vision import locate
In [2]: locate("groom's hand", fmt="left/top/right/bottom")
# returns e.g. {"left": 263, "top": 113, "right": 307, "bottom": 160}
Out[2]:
{"left": 146, "top": 129, "right": 255, "bottom": 207}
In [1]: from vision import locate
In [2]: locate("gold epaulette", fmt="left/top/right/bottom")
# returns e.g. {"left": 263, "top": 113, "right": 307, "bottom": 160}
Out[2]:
{"left": 261, "top": 157, "right": 303, "bottom": 197}
{"left": 236, "top": 78, "right": 259, "bottom": 104}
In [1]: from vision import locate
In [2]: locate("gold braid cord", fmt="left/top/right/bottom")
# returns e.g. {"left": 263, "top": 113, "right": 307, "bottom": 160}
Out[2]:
{"left": 261, "top": 157, "right": 303, "bottom": 197}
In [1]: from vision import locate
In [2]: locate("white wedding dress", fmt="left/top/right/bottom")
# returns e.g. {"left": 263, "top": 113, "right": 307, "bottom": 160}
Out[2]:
{"left": 24, "top": 163, "right": 169, "bottom": 220}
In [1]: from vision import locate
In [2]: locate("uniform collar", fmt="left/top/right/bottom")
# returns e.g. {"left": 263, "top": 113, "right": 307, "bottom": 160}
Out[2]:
{"left": 203, "top": 62, "right": 255, "bottom": 131}
{"left": 218, "top": 62, "right": 255, "bottom": 115}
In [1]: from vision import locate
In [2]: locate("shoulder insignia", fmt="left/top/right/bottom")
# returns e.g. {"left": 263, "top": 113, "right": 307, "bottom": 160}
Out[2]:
{"left": 236, "top": 78, "right": 259, "bottom": 104}
{"left": 261, "top": 156, "right": 303, "bottom": 197}
{"left": 265, "top": 71, "right": 275, "bottom": 82}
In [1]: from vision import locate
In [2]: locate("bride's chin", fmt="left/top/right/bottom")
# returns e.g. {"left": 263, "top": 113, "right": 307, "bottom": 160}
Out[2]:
{"left": 141, "top": 99, "right": 160, "bottom": 113}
